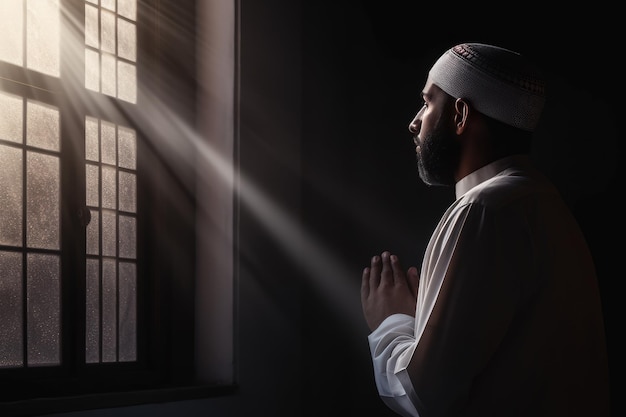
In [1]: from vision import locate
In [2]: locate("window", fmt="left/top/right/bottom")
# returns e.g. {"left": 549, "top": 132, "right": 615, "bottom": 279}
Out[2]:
{"left": 84, "top": 116, "right": 138, "bottom": 364}
{"left": 84, "top": 0, "right": 137, "bottom": 103}
{"left": 0, "top": 0, "right": 64, "bottom": 372}
{"left": 0, "top": 1, "right": 236, "bottom": 415}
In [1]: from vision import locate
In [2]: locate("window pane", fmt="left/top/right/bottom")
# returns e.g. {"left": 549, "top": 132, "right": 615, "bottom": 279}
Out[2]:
{"left": 85, "top": 48, "right": 100, "bottom": 91}
{"left": 26, "top": 100, "right": 60, "bottom": 152}
{"left": 117, "top": 60, "right": 137, "bottom": 103}
{"left": 118, "top": 0, "right": 137, "bottom": 21}
{"left": 85, "top": 116, "right": 100, "bottom": 161}
{"left": 117, "top": 18, "right": 136, "bottom": 62}
{"left": 102, "top": 259, "right": 117, "bottom": 363}
{"left": 101, "top": 0, "right": 116, "bottom": 12}
{"left": 86, "top": 208, "right": 100, "bottom": 255}
{"left": 119, "top": 261, "right": 136, "bottom": 362}
{"left": 118, "top": 215, "right": 135, "bottom": 259}
{"left": 102, "top": 166, "right": 116, "bottom": 209}
{"left": 26, "top": 0, "right": 60, "bottom": 76}
{"left": 26, "top": 152, "right": 60, "bottom": 250}
{"left": 102, "top": 210, "right": 116, "bottom": 256}
{"left": 27, "top": 253, "right": 60, "bottom": 366}
{"left": 0, "top": 0, "right": 24, "bottom": 66}
{"left": 101, "top": 53, "right": 116, "bottom": 97}
{"left": 0, "top": 251, "right": 23, "bottom": 368}
{"left": 100, "top": 10, "right": 115, "bottom": 54}
{"left": 117, "top": 126, "right": 136, "bottom": 169}
{"left": 85, "top": 259, "right": 100, "bottom": 363}
{"left": 101, "top": 121, "right": 116, "bottom": 164}
{"left": 0, "top": 92, "right": 24, "bottom": 143}
{"left": 85, "top": 4, "right": 99, "bottom": 49}
{"left": 86, "top": 164, "right": 100, "bottom": 207}
{"left": 0, "top": 145, "right": 23, "bottom": 247}
{"left": 118, "top": 171, "right": 136, "bottom": 212}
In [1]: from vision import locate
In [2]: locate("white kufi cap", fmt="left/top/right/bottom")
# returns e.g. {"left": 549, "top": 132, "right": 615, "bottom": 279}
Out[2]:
{"left": 427, "top": 43, "right": 546, "bottom": 131}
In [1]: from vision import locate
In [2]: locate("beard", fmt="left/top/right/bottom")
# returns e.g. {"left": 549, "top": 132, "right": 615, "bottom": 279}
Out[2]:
{"left": 416, "top": 119, "right": 460, "bottom": 187}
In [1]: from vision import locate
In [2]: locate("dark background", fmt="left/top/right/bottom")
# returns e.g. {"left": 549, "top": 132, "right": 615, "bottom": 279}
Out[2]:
{"left": 44, "top": 1, "right": 620, "bottom": 416}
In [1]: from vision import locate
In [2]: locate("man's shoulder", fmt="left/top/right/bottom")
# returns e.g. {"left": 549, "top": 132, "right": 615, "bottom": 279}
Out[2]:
{"left": 461, "top": 170, "right": 555, "bottom": 211}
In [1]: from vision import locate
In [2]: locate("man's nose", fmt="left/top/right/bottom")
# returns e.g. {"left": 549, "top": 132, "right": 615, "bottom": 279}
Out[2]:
{"left": 408, "top": 116, "right": 420, "bottom": 134}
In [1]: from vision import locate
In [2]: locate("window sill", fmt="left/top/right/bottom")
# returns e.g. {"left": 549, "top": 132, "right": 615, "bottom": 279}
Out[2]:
{"left": 0, "top": 383, "right": 238, "bottom": 417}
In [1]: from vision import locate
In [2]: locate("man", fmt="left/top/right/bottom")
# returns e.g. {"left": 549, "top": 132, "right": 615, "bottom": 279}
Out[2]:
{"left": 360, "top": 43, "right": 610, "bottom": 416}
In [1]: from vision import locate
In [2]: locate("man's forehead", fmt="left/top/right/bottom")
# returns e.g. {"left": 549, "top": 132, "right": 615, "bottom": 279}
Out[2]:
{"left": 422, "top": 80, "right": 444, "bottom": 98}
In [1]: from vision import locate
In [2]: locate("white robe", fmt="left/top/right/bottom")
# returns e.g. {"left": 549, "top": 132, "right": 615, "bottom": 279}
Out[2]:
{"left": 368, "top": 155, "right": 609, "bottom": 417}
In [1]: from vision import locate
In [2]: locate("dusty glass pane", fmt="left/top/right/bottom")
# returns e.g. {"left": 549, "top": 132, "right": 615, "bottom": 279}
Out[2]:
{"left": 118, "top": 215, "right": 136, "bottom": 259}
{"left": 26, "top": 0, "right": 60, "bottom": 77}
{"left": 26, "top": 152, "right": 60, "bottom": 250}
{"left": 102, "top": 210, "right": 116, "bottom": 256}
{"left": 118, "top": 126, "right": 136, "bottom": 169}
{"left": 118, "top": 171, "right": 136, "bottom": 213}
{"left": 102, "top": 166, "right": 116, "bottom": 209}
{"left": 101, "top": 53, "right": 116, "bottom": 97}
{"left": 118, "top": 0, "right": 137, "bottom": 21}
{"left": 86, "top": 164, "right": 100, "bottom": 206}
{"left": 85, "top": 116, "right": 99, "bottom": 161}
{"left": 117, "top": 61, "right": 136, "bottom": 103}
{"left": 0, "top": 92, "right": 23, "bottom": 143}
{"left": 101, "top": 121, "right": 116, "bottom": 164}
{"left": 85, "top": 48, "right": 100, "bottom": 91}
{"left": 0, "top": 145, "right": 23, "bottom": 247}
{"left": 100, "top": 10, "right": 115, "bottom": 54}
{"left": 85, "top": 258, "right": 100, "bottom": 363}
{"left": 102, "top": 0, "right": 116, "bottom": 12}
{"left": 0, "top": 251, "right": 23, "bottom": 368}
{"left": 0, "top": 0, "right": 24, "bottom": 66}
{"left": 102, "top": 259, "right": 117, "bottom": 362}
{"left": 85, "top": 4, "right": 99, "bottom": 49}
{"left": 86, "top": 208, "right": 100, "bottom": 255}
{"left": 27, "top": 253, "right": 60, "bottom": 366}
{"left": 26, "top": 100, "right": 60, "bottom": 151}
{"left": 119, "top": 261, "right": 136, "bottom": 362}
{"left": 117, "top": 18, "right": 136, "bottom": 62}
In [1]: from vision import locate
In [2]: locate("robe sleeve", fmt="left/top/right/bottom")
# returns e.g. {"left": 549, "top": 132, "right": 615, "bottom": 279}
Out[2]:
{"left": 367, "top": 314, "right": 421, "bottom": 417}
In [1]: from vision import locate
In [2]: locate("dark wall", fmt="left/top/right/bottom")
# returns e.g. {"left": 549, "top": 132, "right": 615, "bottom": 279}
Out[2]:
{"left": 300, "top": 3, "right": 449, "bottom": 416}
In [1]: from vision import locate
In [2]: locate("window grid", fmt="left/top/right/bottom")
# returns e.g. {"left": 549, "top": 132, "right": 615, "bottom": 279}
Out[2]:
{"left": 1, "top": 0, "right": 139, "bottom": 370}
{"left": 84, "top": 0, "right": 137, "bottom": 103}
{"left": 0, "top": 93, "right": 62, "bottom": 369}
{"left": 85, "top": 116, "right": 137, "bottom": 364}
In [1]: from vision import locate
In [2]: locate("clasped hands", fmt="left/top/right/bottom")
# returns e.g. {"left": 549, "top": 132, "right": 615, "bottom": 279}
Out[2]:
{"left": 361, "top": 251, "right": 420, "bottom": 331}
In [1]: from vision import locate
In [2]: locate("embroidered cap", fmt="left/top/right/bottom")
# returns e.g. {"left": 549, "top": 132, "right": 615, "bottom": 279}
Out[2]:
{"left": 427, "top": 43, "right": 546, "bottom": 131}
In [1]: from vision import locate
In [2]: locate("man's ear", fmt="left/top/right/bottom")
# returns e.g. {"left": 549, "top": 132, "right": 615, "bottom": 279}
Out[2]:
{"left": 454, "top": 98, "right": 469, "bottom": 134}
